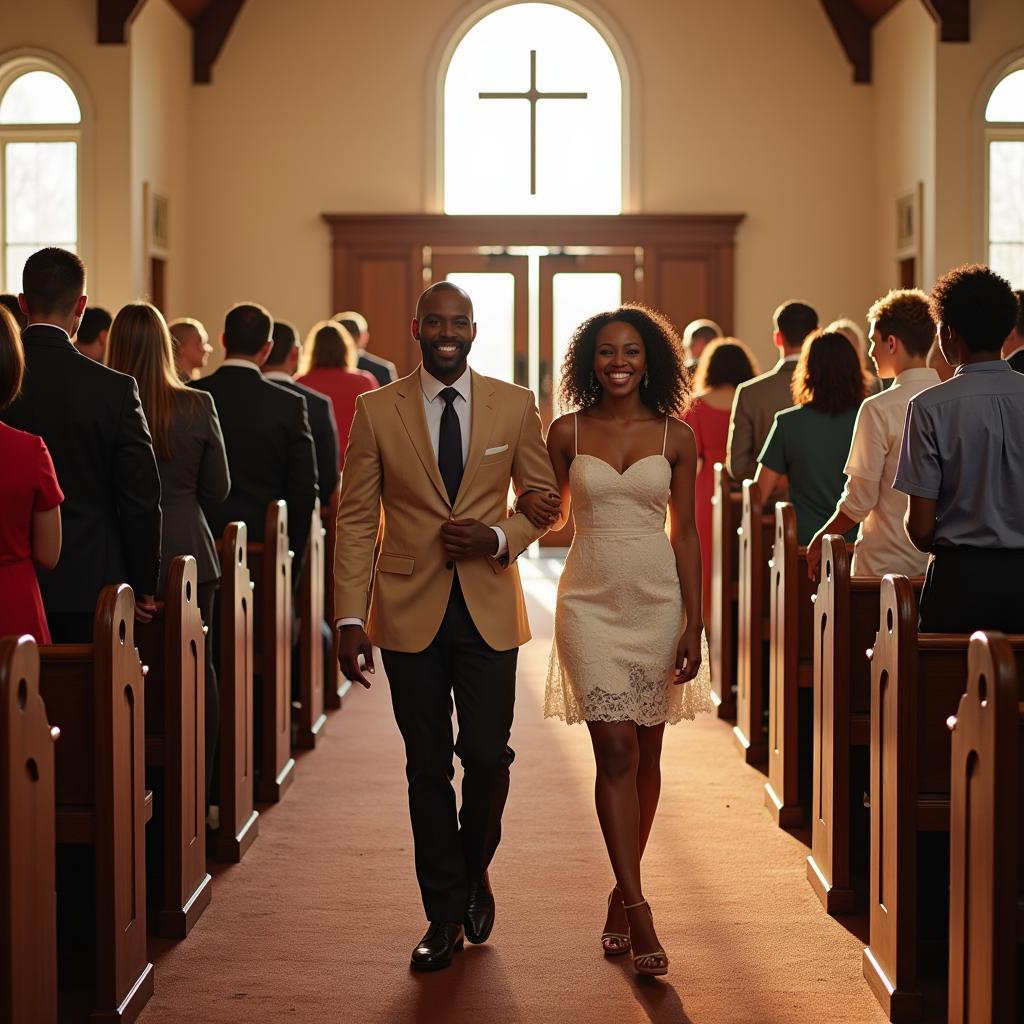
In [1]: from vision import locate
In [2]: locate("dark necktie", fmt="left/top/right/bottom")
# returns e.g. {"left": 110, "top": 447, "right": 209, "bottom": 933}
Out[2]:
{"left": 437, "top": 387, "right": 463, "bottom": 504}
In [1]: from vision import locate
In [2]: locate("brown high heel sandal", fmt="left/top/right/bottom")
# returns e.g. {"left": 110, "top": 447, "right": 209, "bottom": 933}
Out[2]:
{"left": 601, "top": 888, "right": 631, "bottom": 956}
{"left": 623, "top": 899, "right": 668, "bottom": 977}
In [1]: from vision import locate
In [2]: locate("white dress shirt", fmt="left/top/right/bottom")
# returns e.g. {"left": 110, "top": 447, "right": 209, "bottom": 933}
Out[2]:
{"left": 220, "top": 357, "right": 263, "bottom": 372}
{"left": 838, "top": 366, "right": 939, "bottom": 577}
{"left": 337, "top": 366, "right": 507, "bottom": 629}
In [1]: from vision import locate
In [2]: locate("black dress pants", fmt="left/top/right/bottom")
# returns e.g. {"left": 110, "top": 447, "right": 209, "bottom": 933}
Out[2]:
{"left": 918, "top": 545, "right": 1024, "bottom": 633}
{"left": 382, "top": 577, "right": 518, "bottom": 924}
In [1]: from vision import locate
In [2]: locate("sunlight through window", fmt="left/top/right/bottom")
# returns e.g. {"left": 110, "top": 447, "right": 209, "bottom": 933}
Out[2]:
{"left": 986, "top": 67, "right": 1024, "bottom": 287}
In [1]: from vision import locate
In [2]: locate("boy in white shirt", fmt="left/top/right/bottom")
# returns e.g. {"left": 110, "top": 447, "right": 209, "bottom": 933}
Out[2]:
{"left": 806, "top": 289, "right": 939, "bottom": 580}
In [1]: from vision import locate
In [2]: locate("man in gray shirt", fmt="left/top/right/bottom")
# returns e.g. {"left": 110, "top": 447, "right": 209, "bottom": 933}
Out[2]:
{"left": 894, "top": 263, "right": 1024, "bottom": 632}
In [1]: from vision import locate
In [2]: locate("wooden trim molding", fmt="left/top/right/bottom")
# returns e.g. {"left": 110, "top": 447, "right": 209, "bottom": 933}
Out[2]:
{"left": 193, "top": 0, "right": 247, "bottom": 84}
{"left": 821, "top": 0, "right": 872, "bottom": 84}
{"left": 920, "top": 0, "right": 970, "bottom": 42}
{"left": 96, "top": 0, "right": 148, "bottom": 44}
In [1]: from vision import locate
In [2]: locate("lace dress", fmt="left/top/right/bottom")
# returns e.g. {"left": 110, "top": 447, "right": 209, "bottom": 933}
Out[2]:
{"left": 544, "top": 417, "right": 713, "bottom": 726}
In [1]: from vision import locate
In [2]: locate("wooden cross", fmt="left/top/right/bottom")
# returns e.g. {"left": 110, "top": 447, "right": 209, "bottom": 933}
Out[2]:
{"left": 479, "top": 50, "right": 588, "bottom": 195}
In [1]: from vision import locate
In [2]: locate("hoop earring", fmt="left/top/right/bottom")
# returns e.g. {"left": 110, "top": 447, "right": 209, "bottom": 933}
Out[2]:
{"left": 643, "top": 371, "right": 650, "bottom": 388}
{"left": 590, "top": 370, "right": 599, "bottom": 391}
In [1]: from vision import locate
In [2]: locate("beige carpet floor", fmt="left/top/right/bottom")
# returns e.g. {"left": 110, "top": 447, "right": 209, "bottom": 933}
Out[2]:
{"left": 140, "top": 563, "right": 894, "bottom": 1024}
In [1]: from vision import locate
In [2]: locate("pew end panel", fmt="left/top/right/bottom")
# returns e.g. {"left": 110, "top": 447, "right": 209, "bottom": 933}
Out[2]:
{"left": 323, "top": 504, "right": 352, "bottom": 711}
{"left": 137, "top": 555, "right": 212, "bottom": 939}
{"left": 247, "top": 501, "right": 296, "bottom": 804}
{"left": 296, "top": 500, "right": 327, "bottom": 750}
{"left": 215, "top": 524, "right": 259, "bottom": 864}
{"left": 710, "top": 464, "right": 740, "bottom": 720}
{"left": 1, "top": 635, "right": 59, "bottom": 1024}
{"left": 947, "top": 632, "right": 1020, "bottom": 1024}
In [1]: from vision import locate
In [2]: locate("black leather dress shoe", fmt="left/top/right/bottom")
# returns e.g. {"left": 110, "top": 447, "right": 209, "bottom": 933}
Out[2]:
{"left": 410, "top": 923, "right": 464, "bottom": 971}
{"left": 465, "top": 873, "right": 495, "bottom": 944}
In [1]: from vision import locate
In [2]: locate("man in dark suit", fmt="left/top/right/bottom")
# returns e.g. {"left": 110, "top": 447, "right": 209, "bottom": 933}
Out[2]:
{"left": 191, "top": 303, "right": 317, "bottom": 568}
{"left": 73, "top": 306, "right": 112, "bottom": 362}
{"left": 1003, "top": 288, "right": 1024, "bottom": 373}
{"left": 263, "top": 320, "right": 341, "bottom": 510}
{"left": 1, "top": 248, "right": 162, "bottom": 642}
{"left": 335, "top": 309, "right": 397, "bottom": 387}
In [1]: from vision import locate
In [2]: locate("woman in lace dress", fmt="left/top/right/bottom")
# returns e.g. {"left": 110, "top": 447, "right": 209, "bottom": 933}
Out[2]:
{"left": 518, "top": 304, "right": 713, "bottom": 978}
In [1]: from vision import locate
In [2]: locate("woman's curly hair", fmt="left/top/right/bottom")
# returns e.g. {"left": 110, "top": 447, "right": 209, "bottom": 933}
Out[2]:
{"left": 557, "top": 303, "right": 691, "bottom": 417}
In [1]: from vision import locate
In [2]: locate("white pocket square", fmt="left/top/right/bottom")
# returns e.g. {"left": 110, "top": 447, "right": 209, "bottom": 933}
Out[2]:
{"left": 484, "top": 444, "right": 509, "bottom": 456}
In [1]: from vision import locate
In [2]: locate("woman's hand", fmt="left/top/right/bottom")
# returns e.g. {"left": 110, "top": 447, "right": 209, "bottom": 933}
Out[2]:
{"left": 516, "top": 490, "right": 561, "bottom": 528}
{"left": 673, "top": 624, "right": 703, "bottom": 684}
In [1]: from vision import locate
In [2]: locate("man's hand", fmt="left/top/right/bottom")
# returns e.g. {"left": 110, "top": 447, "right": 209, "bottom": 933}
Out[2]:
{"left": 516, "top": 491, "right": 561, "bottom": 528}
{"left": 806, "top": 531, "right": 824, "bottom": 582}
{"left": 441, "top": 518, "right": 500, "bottom": 559}
{"left": 337, "top": 623, "right": 375, "bottom": 688}
{"left": 135, "top": 594, "right": 158, "bottom": 623}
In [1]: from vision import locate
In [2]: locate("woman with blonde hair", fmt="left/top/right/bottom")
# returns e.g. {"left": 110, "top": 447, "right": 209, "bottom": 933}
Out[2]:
{"left": 106, "top": 301, "right": 230, "bottom": 806}
{"left": 296, "top": 320, "right": 378, "bottom": 466}
{"left": 682, "top": 337, "right": 759, "bottom": 624}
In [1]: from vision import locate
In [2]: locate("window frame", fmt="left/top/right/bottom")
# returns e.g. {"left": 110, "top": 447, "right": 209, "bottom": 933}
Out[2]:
{"left": 0, "top": 54, "right": 87, "bottom": 295}
{"left": 982, "top": 57, "right": 1024, "bottom": 284}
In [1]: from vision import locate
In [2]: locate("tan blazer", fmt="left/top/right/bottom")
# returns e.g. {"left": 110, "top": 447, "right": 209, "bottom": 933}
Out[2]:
{"left": 333, "top": 367, "right": 558, "bottom": 653}
{"left": 725, "top": 358, "right": 798, "bottom": 483}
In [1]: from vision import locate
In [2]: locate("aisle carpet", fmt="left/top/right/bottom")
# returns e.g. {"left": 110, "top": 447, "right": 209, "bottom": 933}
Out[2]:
{"left": 140, "top": 561, "right": 889, "bottom": 1024}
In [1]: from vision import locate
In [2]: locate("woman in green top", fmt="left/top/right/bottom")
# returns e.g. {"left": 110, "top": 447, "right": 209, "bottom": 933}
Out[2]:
{"left": 754, "top": 330, "right": 867, "bottom": 544}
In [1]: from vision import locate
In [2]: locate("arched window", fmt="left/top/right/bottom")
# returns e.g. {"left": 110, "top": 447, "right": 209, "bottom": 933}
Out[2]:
{"left": 985, "top": 64, "right": 1024, "bottom": 286}
{"left": 444, "top": 2, "right": 623, "bottom": 214}
{"left": 0, "top": 62, "right": 82, "bottom": 292}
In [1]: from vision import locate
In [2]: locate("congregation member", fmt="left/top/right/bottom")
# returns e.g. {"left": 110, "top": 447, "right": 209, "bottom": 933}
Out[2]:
{"left": 1003, "top": 288, "right": 1024, "bottom": 372}
{"left": 169, "top": 316, "right": 212, "bottom": 382}
{"left": 681, "top": 318, "right": 722, "bottom": 374}
{"left": 0, "top": 293, "right": 27, "bottom": 331}
{"left": 264, "top": 320, "right": 341, "bottom": 511}
{"left": 106, "top": 301, "right": 230, "bottom": 804}
{"left": 0, "top": 248, "right": 161, "bottom": 642}
{"left": 335, "top": 308, "right": 397, "bottom": 387}
{"left": 894, "top": 264, "right": 1024, "bottom": 633}
{"left": 296, "top": 320, "right": 378, "bottom": 466}
{"left": 725, "top": 300, "right": 818, "bottom": 483}
{"left": 73, "top": 305, "right": 111, "bottom": 362}
{"left": 0, "top": 304, "right": 63, "bottom": 643}
{"left": 191, "top": 302, "right": 317, "bottom": 568}
{"left": 807, "top": 290, "right": 939, "bottom": 580}
{"left": 753, "top": 329, "right": 865, "bottom": 544}
{"left": 682, "top": 338, "right": 758, "bottom": 623}
{"left": 828, "top": 316, "right": 884, "bottom": 394}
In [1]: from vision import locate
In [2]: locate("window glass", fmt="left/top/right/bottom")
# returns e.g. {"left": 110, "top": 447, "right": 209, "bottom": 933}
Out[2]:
{"left": 0, "top": 70, "right": 81, "bottom": 124}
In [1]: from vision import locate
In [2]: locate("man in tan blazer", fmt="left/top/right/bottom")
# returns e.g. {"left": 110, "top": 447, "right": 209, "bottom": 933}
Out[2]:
{"left": 334, "top": 282, "right": 557, "bottom": 970}
{"left": 725, "top": 300, "right": 818, "bottom": 482}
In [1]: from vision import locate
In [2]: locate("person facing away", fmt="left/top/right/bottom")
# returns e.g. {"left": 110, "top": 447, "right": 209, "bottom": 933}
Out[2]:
{"left": 335, "top": 308, "right": 397, "bottom": 387}
{"left": 754, "top": 329, "right": 867, "bottom": 544}
{"left": 264, "top": 320, "right": 341, "bottom": 512}
{"left": 168, "top": 317, "right": 212, "bottom": 383}
{"left": 333, "top": 281, "right": 558, "bottom": 971}
{"left": 105, "top": 301, "right": 230, "bottom": 805}
{"left": 725, "top": 300, "right": 819, "bottom": 483}
{"left": 0, "top": 294, "right": 27, "bottom": 331}
{"left": 73, "top": 306, "right": 111, "bottom": 363}
{"left": 295, "top": 320, "right": 377, "bottom": 466}
{"left": 681, "top": 317, "right": 722, "bottom": 375}
{"left": 894, "top": 263, "right": 1024, "bottom": 633}
{"left": 190, "top": 302, "right": 317, "bottom": 565}
{"left": 807, "top": 290, "right": 939, "bottom": 581}
{"left": 0, "top": 303, "right": 63, "bottom": 644}
{"left": 0, "top": 247, "right": 162, "bottom": 642}
{"left": 1002, "top": 288, "right": 1024, "bottom": 373}
{"left": 682, "top": 337, "right": 759, "bottom": 625}
{"left": 518, "top": 303, "right": 713, "bottom": 979}
{"left": 828, "top": 317, "right": 886, "bottom": 395}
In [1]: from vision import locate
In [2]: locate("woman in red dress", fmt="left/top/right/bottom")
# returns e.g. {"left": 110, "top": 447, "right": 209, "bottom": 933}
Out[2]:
{"left": 295, "top": 320, "right": 378, "bottom": 466}
{"left": 682, "top": 338, "right": 758, "bottom": 628}
{"left": 0, "top": 305, "right": 63, "bottom": 643}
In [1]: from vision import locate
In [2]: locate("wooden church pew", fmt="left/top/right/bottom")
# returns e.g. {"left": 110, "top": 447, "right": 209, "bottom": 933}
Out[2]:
{"left": 862, "top": 576, "right": 1024, "bottom": 1021}
{"left": 733, "top": 480, "right": 776, "bottom": 763}
{"left": 710, "top": 463, "right": 741, "bottom": 719}
{"left": 38, "top": 585, "right": 154, "bottom": 1023}
{"left": 247, "top": 500, "right": 296, "bottom": 803}
{"left": 322, "top": 501, "right": 350, "bottom": 711}
{"left": 764, "top": 502, "right": 815, "bottom": 826}
{"left": 135, "top": 555, "right": 212, "bottom": 938}
{"left": 1, "top": 634, "right": 59, "bottom": 1024}
{"left": 214, "top": 522, "right": 259, "bottom": 863}
{"left": 295, "top": 500, "right": 327, "bottom": 749}
{"left": 946, "top": 631, "right": 1022, "bottom": 1024}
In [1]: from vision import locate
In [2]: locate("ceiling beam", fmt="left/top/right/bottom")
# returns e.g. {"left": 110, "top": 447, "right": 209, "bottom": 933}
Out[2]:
{"left": 821, "top": 0, "right": 873, "bottom": 83}
{"left": 920, "top": 0, "right": 970, "bottom": 42}
{"left": 97, "top": 0, "right": 148, "bottom": 44}
{"left": 193, "top": 0, "right": 246, "bottom": 84}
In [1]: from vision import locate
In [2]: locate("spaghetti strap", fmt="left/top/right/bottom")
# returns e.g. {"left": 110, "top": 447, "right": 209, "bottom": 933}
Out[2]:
{"left": 574, "top": 413, "right": 579, "bottom": 457}
{"left": 661, "top": 417, "right": 669, "bottom": 456}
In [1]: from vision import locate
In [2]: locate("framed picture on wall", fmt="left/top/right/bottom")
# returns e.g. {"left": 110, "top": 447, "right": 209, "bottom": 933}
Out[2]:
{"left": 895, "top": 182, "right": 923, "bottom": 287}
{"left": 143, "top": 181, "right": 169, "bottom": 255}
